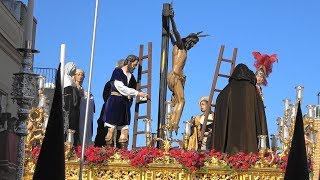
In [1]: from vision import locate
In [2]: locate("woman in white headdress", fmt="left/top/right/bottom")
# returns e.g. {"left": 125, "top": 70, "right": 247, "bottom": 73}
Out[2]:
{"left": 63, "top": 62, "right": 81, "bottom": 146}
{"left": 73, "top": 69, "right": 95, "bottom": 147}
{"left": 188, "top": 96, "right": 214, "bottom": 151}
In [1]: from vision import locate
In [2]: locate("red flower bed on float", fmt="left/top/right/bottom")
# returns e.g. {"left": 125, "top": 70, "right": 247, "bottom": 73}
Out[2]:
{"left": 31, "top": 145, "right": 313, "bottom": 172}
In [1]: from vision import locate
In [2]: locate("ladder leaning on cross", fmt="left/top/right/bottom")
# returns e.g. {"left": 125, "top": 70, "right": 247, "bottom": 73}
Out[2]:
{"left": 132, "top": 42, "right": 153, "bottom": 149}
{"left": 199, "top": 45, "right": 238, "bottom": 143}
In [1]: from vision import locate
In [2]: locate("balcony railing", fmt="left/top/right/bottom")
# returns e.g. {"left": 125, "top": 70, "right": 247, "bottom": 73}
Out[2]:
{"left": 33, "top": 67, "right": 57, "bottom": 89}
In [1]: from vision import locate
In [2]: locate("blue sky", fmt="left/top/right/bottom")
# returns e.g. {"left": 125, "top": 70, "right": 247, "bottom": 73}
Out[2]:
{"left": 30, "top": 0, "right": 320, "bottom": 147}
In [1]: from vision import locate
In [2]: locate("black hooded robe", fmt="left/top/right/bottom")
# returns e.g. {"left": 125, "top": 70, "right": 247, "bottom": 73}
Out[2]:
{"left": 212, "top": 63, "right": 269, "bottom": 155}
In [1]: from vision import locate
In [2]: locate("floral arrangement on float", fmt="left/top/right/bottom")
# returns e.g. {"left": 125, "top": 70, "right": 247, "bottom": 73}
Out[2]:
{"left": 30, "top": 145, "right": 313, "bottom": 173}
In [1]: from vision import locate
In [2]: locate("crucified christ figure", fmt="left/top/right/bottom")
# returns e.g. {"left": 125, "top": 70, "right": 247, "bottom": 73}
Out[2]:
{"left": 167, "top": 9, "right": 208, "bottom": 133}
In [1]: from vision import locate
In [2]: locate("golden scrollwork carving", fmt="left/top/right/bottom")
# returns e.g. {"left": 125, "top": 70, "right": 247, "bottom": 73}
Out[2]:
{"left": 204, "top": 156, "right": 228, "bottom": 167}
{"left": 26, "top": 107, "right": 45, "bottom": 148}
{"left": 24, "top": 159, "right": 285, "bottom": 180}
{"left": 91, "top": 168, "right": 139, "bottom": 179}
{"left": 155, "top": 170, "right": 177, "bottom": 179}
{"left": 65, "top": 163, "right": 90, "bottom": 180}
{"left": 254, "top": 149, "right": 278, "bottom": 168}
{"left": 107, "top": 152, "right": 130, "bottom": 164}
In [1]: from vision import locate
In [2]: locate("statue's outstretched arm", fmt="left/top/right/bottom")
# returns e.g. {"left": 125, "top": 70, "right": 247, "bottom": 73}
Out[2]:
{"left": 170, "top": 15, "right": 184, "bottom": 49}
{"left": 169, "top": 30, "right": 176, "bottom": 46}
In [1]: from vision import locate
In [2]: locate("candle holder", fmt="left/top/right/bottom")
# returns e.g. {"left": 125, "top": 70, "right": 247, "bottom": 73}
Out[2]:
{"left": 42, "top": 114, "right": 49, "bottom": 130}
{"left": 165, "top": 101, "right": 174, "bottom": 138}
{"left": 66, "top": 129, "right": 75, "bottom": 144}
{"left": 256, "top": 135, "right": 275, "bottom": 167}
{"left": 65, "top": 129, "right": 75, "bottom": 159}
{"left": 314, "top": 105, "right": 320, "bottom": 119}
{"left": 257, "top": 148, "right": 275, "bottom": 167}
{"left": 270, "top": 134, "right": 279, "bottom": 152}
{"left": 279, "top": 139, "right": 290, "bottom": 157}
{"left": 144, "top": 118, "right": 152, "bottom": 133}
{"left": 277, "top": 123, "right": 291, "bottom": 157}
{"left": 183, "top": 121, "right": 192, "bottom": 149}
{"left": 276, "top": 86, "right": 319, "bottom": 161}
{"left": 290, "top": 104, "right": 296, "bottom": 117}
{"left": 258, "top": 135, "right": 268, "bottom": 151}
{"left": 151, "top": 133, "right": 157, "bottom": 140}
{"left": 38, "top": 94, "right": 47, "bottom": 108}
{"left": 283, "top": 99, "right": 291, "bottom": 118}
{"left": 282, "top": 125, "right": 290, "bottom": 141}
{"left": 165, "top": 101, "right": 173, "bottom": 117}
{"left": 276, "top": 117, "right": 285, "bottom": 131}
{"left": 303, "top": 116, "right": 318, "bottom": 159}
{"left": 307, "top": 105, "right": 315, "bottom": 118}
{"left": 150, "top": 120, "right": 189, "bottom": 157}
{"left": 37, "top": 75, "right": 46, "bottom": 95}
{"left": 144, "top": 118, "right": 152, "bottom": 147}
{"left": 295, "top": 85, "right": 304, "bottom": 104}
{"left": 183, "top": 120, "right": 192, "bottom": 136}
{"left": 146, "top": 133, "right": 152, "bottom": 147}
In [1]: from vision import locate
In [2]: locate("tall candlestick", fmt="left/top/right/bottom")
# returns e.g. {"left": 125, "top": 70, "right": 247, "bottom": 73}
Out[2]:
{"left": 314, "top": 105, "right": 320, "bottom": 119}
{"left": 270, "top": 134, "right": 278, "bottom": 151}
{"left": 165, "top": 101, "right": 172, "bottom": 115}
{"left": 24, "top": 0, "right": 34, "bottom": 42}
{"left": 42, "top": 114, "right": 49, "bottom": 130}
{"left": 38, "top": 94, "right": 46, "bottom": 108}
{"left": 258, "top": 135, "right": 267, "bottom": 150}
{"left": 151, "top": 133, "right": 157, "bottom": 140}
{"left": 283, "top": 99, "right": 291, "bottom": 112}
{"left": 283, "top": 126, "right": 289, "bottom": 140}
{"left": 277, "top": 117, "right": 284, "bottom": 127}
{"left": 144, "top": 118, "right": 152, "bottom": 133}
{"left": 37, "top": 75, "right": 45, "bottom": 90}
{"left": 60, "top": 44, "right": 66, "bottom": 90}
{"left": 307, "top": 105, "right": 314, "bottom": 118}
{"left": 310, "top": 131, "right": 317, "bottom": 144}
{"left": 183, "top": 121, "right": 192, "bottom": 136}
{"left": 66, "top": 129, "right": 75, "bottom": 144}
{"left": 290, "top": 104, "right": 296, "bottom": 117}
{"left": 295, "top": 86, "right": 304, "bottom": 102}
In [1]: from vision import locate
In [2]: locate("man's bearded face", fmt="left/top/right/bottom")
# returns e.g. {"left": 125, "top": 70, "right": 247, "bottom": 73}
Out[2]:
{"left": 128, "top": 60, "right": 138, "bottom": 73}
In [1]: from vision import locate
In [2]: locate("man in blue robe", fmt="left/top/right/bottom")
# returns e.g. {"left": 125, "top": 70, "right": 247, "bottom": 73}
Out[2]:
{"left": 103, "top": 55, "right": 147, "bottom": 148}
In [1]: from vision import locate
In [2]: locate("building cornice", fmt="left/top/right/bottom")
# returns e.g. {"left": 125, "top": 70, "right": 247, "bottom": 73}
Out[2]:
{"left": 0, "top": 33, "right": 22, "bottom": 66}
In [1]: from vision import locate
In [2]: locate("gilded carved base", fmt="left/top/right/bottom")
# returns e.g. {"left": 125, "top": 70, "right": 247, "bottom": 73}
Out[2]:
{"left": 24, "top": 161, "right": 285, "bottom": 180}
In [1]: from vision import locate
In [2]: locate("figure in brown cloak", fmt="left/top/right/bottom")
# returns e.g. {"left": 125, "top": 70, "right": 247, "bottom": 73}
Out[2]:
{"left": 211, "top": 63, "right": 269, "bottom": 155}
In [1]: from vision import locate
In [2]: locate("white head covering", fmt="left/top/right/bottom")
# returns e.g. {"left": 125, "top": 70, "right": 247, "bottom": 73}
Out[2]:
{"left": 64, "top": 62, "right": 76, "bottom": 88}
{"left": 198, "top": 96, "right": 214, "bottom": 106}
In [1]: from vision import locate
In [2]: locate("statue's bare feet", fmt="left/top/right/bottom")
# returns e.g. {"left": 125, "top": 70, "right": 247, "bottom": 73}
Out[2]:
{"left": 173, "top": 124, "right": 179, "bottom": 135}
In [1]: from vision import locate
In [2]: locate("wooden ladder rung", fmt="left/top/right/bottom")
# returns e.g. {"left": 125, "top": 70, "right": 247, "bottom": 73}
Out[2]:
{"left": 214, "top": 89, "right": 222, "bottom": 92}
{"left": 141, "top": 70, "right": 148, "bottom": 74}
{"left": 135, "top": 131, "right": 146, "bottom": 135}
{"left": 139, "top": 85, "right": 148, "bottom": 90}
{"left": 137, "top": 115, "right": 148, "bottom": 119}
{"left": 142, "top": 55, "right": 148, "bottom": 59}
{"left": 218, "top": 74, "right": 230, "bottom": 78}
{"left": 137, "top": 100, "right": 148, "bottom": 104}
{"left": 221, "top": 59, "right": 232, "bottom": 63}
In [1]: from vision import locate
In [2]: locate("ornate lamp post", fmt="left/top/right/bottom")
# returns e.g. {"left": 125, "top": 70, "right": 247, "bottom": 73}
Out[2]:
{"left": 11, "top": 0, "right": 39, "bottom": 179}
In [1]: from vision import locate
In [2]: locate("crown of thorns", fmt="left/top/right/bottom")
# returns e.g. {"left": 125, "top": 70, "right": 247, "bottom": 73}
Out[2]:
{"left": 186, "top": 31, "right": 210, "bottom": 38}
